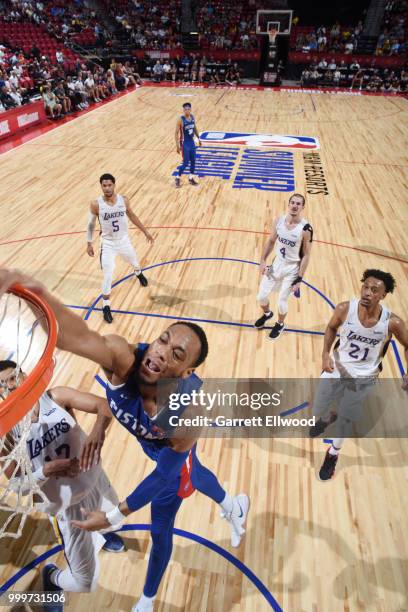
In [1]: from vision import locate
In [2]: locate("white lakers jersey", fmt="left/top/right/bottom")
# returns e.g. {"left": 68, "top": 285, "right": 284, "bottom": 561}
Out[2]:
{"left": 97, "top": 194, "right": 128, "bottom": 240}
{"left": 26, "top": 392, "right": 102, "bottom": 514}
{"left": 275, "top": 215, "right": 307, "bottom": 264}
{"left": 335, "top": 299, "right": 391, "bottom": 377}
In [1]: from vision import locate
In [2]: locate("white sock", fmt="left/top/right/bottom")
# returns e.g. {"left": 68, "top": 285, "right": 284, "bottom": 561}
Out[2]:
{"left": 102, "top": 299, "right": 110, "bottom": 307}
{"left": 264, "top": 311, "right": 272, "bottom": 317}
{"left": 329, "top": 445, "right": 340, "bottom": 456}
{"left": 189, "top": 174, "right": 194, "bottom": 179}
{"left": 134, "top": 269, "right": 142, "bottom": 276}
{"left": 137, "top": 593, "right": 155, "bottom": 608}
{"left": 220, "top": 492, "right": 233, "bottom": 514}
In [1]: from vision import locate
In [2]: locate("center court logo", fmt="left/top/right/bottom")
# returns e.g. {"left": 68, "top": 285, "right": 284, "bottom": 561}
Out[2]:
{"left": 174, "top": 146, "right": 296, "bottom": 191}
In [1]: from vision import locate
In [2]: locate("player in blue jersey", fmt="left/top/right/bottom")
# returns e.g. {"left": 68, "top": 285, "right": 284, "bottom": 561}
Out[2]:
{"left": 174, "top": 102, "right": 202, "bottom": 188}
{"left": 0, "top": 268, "right": 250, "bottom": 612}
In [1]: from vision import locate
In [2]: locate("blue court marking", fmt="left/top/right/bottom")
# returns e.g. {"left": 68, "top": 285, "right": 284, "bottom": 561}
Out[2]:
{"left": 0, "top": 525, "right": 281, "bottom": 611}
{"left": 68, "top": 303, "right": 326, "bottom": 335}
{"left": 280, "top": 401, "right": 309, "bottom": 417}
{"left": 391, "top": 339, "right": 405, "bottom": 377}
{"left": 80, "top": 256, "right": 335, "bottom": 322}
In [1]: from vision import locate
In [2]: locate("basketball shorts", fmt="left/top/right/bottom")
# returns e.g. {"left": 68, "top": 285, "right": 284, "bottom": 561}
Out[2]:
{"left": 257, "top": 258, "right": 299, "bottom": 309}
{"left": 312, "top": 366, "right": 377, "bottom": 422}
{"left": 50, "top": 471, "right": 120, "bottom": 589}
{"left": 100, "top": 236, "right": 140, "bottom": 270}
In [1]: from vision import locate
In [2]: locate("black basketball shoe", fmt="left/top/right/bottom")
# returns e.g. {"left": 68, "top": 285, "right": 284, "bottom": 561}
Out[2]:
{"left": 318, "top": 449, "right": 339, "bottom": 481}
{"left": 175, "top": 177, "right": 181, "bottom": 188}
{"left": 309, "top": 413, "right": 338, "bottom": 438}
{"left": 136, "top": 272, "right": 148, "bottom": 287}
{"left": 268, "top": 322, "right": 284, "bottom": 341}
{"left": 189, "top": 177, "right": 199, "bottom": 186}
{"left": 254, "top": 312, "right": 273, "bottom": 329}
{"left": 103, "top": 305, "right": 113, "bottom": 324}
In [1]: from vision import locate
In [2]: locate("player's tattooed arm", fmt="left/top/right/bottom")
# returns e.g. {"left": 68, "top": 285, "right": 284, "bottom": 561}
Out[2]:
{"left": 259, "top": 218, "right": 278, "bottom": 275}
{"left": 86, "top": 200, "right": 98, "bottom": 257}
{"left": 389, "top": 314, "right": 408, "bottom": 390}
{"left": 175, "top": 117, "right": 182, "bottom": 153}
{"left": 322, "top": 301, "right": 349, "bottom": 373}
{"left": 123, "top": 196, "right": 154, "bottom": 243}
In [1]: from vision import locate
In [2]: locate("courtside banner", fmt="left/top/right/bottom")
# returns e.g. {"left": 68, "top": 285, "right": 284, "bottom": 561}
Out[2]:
{"left": 156, "top": 378, "right": 408, "bottom": 438}
{"left": 200, "top": 132, "right": 320, "bottom": 149}
{"left": 0, "top": 101, "right": 46, "bottom": 141}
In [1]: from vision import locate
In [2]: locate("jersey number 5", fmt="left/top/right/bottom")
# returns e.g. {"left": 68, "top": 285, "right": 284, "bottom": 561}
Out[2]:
{"left": 112, "top": 220, "right": 119, "bottom": 232}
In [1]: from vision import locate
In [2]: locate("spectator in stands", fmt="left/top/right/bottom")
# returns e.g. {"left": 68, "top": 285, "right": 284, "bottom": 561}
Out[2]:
{"left": 350, "top": 68, "right": 364, "bottom": 90}
{"left": 106, "top": 69, "right": 118, "bottom": 94}
{"left": 350, "top": 60, "right": 361, "bottom": 70}
{"left": 8, "top": 86, "right": 23, "bottom": 106}
{"left": 124, "top": 61, "right": 142, "bottom": 85}
{"left": 64, "top": 75, "right": 82, "bottom": 110}
{"left": 309, "top": 68, "right": 320, "bottom": 85}
{"left": 162, "top": 60, "right": 172, "bottom": 81}
{"left": 54, "top": 80, "right": 72, "bottom": 114}
{"left": 74, "top": 76, "right": 89, "bottom": 108}
{"left": 210, "top": 68, "right": 221, "bottom": 85}
{"left": 56, "top": 50, "right": 64, "bottom": 64}
{"left": 345, "top": 39, "right": 355, "bottom": 53}
{"left": 301, "top": 67, "right": 311, "bottom": 87}
{"left": 84, "top": 70, "right": 101, "bottom": 102}
{"left": 171, "top": 63, "right": 178, "bottom": 82}
{"left": 318, "top": 58, "right": 328, "bottom": 69}
{"left": 152, "top": 60, "right": 163, "bottom": 82}
{"left": 198, "top": 62, "right": 206, "bottom": 83}
{"left": 333, "top": 68, "right": 341, "bottom": 86}
{"left": 42, "top": 84, "right": 62, "bottom": 118}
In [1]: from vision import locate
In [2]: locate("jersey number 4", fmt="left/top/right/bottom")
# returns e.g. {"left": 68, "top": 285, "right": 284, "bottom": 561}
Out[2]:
{"left": 44, "top": 443, "right": 70, "bottom": 462}
{"left": 348, "top": 343, "right": 369, "bottom": 361}
{"left": 280, "top": 247, "right": 286, "bottom": 258}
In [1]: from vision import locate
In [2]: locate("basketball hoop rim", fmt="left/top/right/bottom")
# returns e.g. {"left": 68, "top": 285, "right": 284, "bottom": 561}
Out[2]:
{"left": 0, "top": 284, "right": 58, "bottom": 436}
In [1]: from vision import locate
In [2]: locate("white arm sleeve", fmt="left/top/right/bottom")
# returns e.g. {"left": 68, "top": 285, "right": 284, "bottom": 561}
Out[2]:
{"left": 87, "top": 212, "right": 97, "bottom": 242}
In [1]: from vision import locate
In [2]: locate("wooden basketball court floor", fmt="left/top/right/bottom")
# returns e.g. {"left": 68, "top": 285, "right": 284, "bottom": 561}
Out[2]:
{"left": 0, "top": 86, "right": 407, "bottom": 612}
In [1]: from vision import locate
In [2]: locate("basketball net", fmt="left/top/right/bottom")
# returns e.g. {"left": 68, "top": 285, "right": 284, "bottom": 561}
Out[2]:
{"left": 0, "top": 289, "right": 56, "bottom": 539}
{"left": 268, "top": 28, "right": 278, "bottom": 45}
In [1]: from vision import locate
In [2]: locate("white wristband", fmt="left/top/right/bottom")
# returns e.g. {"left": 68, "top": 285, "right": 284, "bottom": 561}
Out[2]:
{"left": 106, "top": 505, "right": 126, "bottom": 526}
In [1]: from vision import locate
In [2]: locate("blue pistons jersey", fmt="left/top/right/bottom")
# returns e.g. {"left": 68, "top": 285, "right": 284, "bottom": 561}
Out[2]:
{"left": 180, "top": 115, "right": 195, "bottom": 147}
{"left": 106, "top": 343, "right": 203, "bottom": 462}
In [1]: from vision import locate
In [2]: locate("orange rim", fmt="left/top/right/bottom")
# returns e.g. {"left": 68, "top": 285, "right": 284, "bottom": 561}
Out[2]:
{"left": 0, "top": 284, "right": 58, "bottom": 436}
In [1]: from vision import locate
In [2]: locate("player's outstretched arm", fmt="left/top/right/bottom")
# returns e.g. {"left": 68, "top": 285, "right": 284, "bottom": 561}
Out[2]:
{"left": 322, "top": 301, "right": 349, "bottom": 372}
{"left": 71, "top": 437, "right": 198, "bottom": 531}
{"left": 124, "top": 196, "right": 154, "bottom": 243}
{"left": 389, "top": 315, "right": 408, "bottom": 389}
{"left": 0, "top": 268, "right": 136, "bottom": 376}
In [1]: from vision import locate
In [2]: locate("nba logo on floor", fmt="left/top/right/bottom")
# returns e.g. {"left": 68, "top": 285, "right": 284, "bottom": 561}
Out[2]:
{"left": 200, "top": 132, "right": 320, "bottom": 149}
